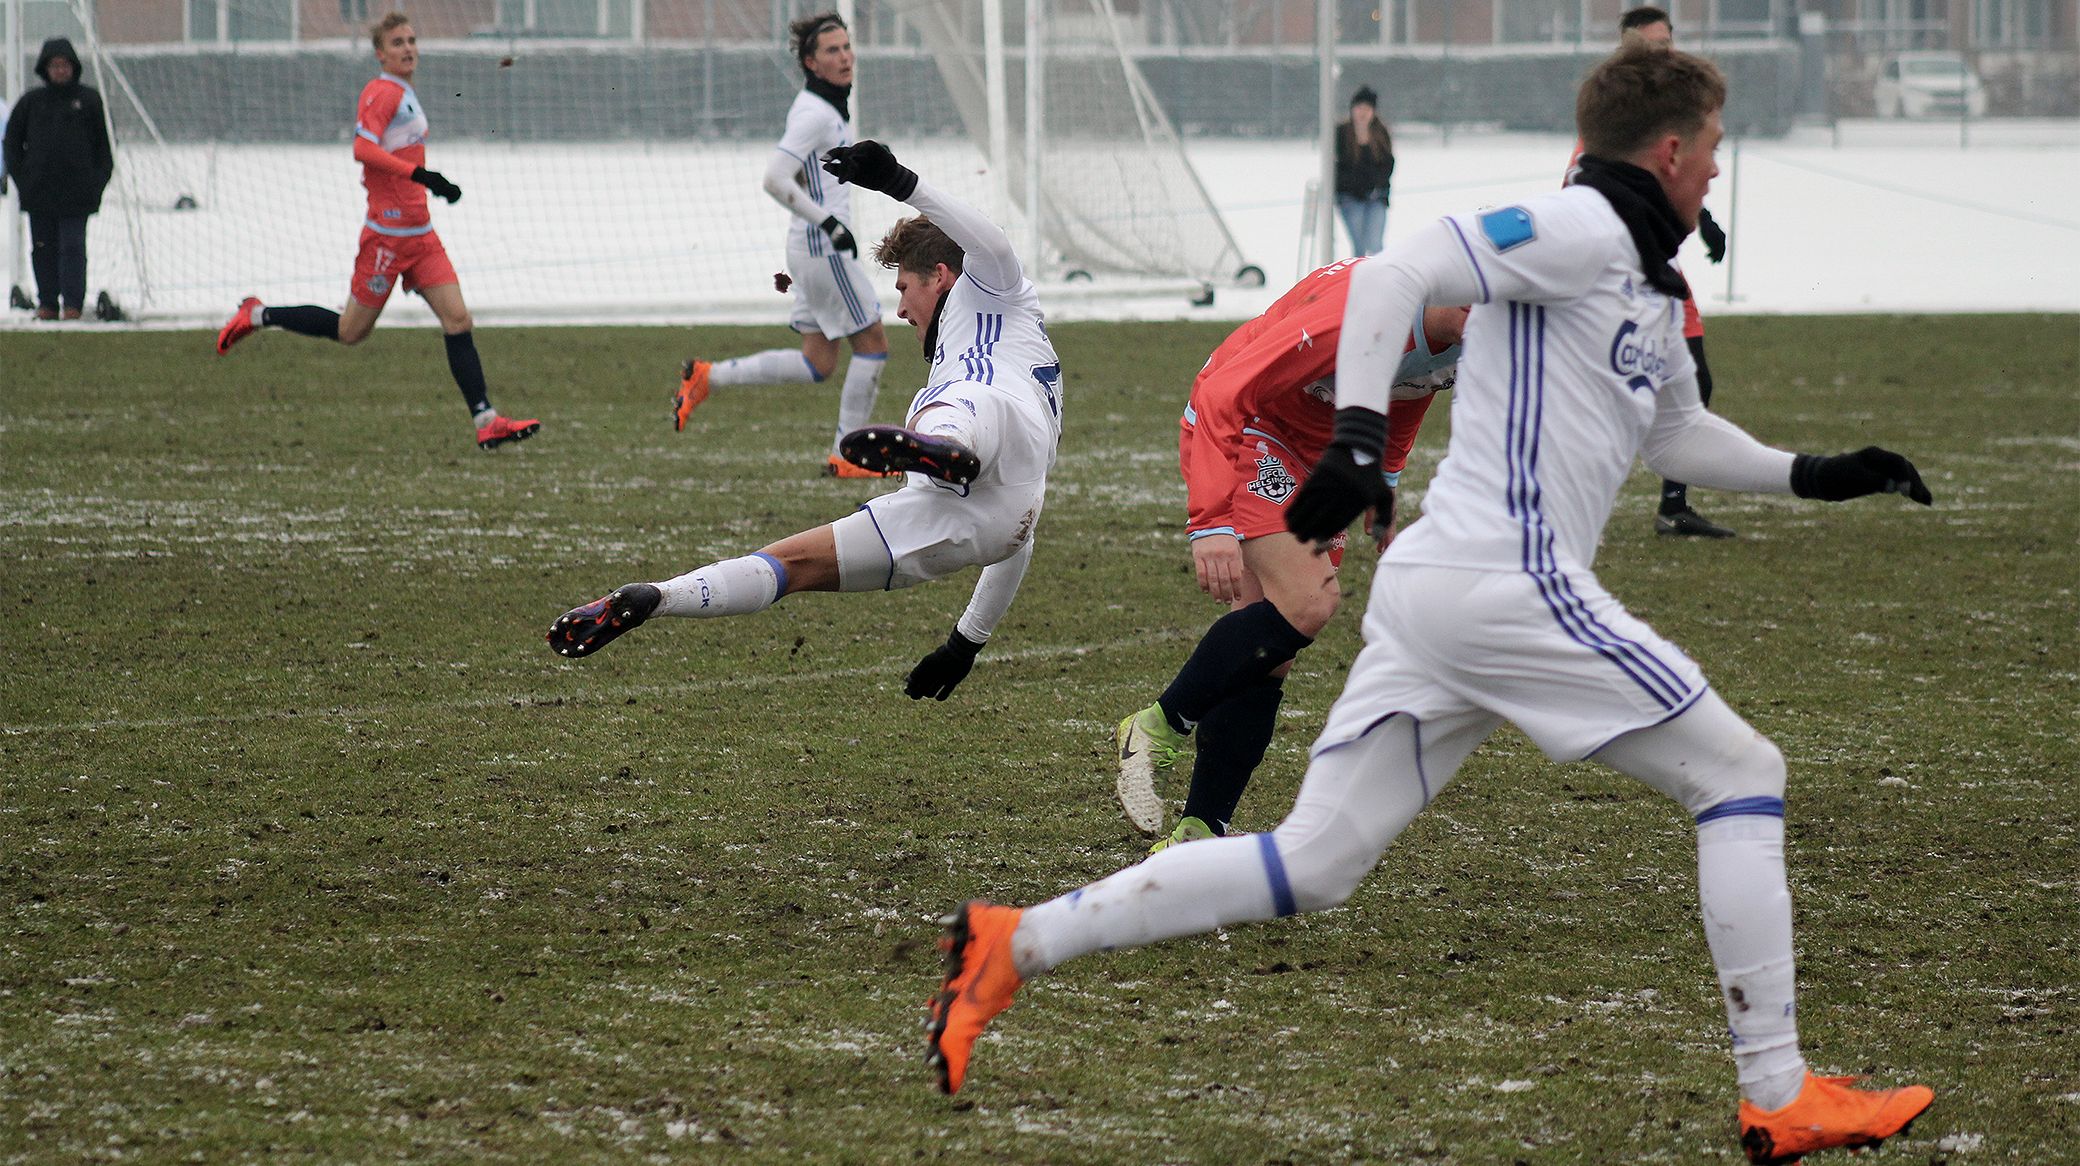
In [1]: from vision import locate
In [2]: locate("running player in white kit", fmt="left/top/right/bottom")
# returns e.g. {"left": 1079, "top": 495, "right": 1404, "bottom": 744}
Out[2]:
{"left": 551, "top": 140, "right": 1061, "bottom": 703}
{"left": 672, "top": 12, "right": 892, "bottom": 479}
{"left": 924, "top": 45, "right": 1936, "bottom": 1166}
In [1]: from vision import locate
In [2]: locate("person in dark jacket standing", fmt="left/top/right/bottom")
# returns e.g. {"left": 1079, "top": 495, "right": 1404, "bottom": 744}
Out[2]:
{"left": 1332, "top": 86, "right": 1394, "bottom": 257}
{"left": 3, "top": 38, "right": 114, "bottom": 321}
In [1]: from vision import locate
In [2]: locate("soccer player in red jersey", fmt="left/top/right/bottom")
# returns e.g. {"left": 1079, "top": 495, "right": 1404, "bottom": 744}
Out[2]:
{"left": 214, "top": 12, "right": 539, "bottom": 452}
{"left": 1114, "top": 257, "right": 1466, "bottom": 848}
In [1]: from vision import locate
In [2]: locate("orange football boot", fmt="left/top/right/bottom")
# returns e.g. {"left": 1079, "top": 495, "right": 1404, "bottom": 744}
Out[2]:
{"left": 823, "top": 454, "right": 899, "bottom": 479}
{"left": 926, "top": 901, "right": 1025, "bottom": 1095}
{"left": 1738, "top": 1072, "right": 1934, "bottom": 1165}
{"left": 216, "top": 296, "right": 262, "bottom": 355}
{"left": 673, "top": 360, "right": 712, "bottom": 430}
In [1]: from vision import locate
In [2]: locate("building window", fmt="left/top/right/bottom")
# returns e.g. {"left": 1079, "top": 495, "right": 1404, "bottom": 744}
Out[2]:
{"left": 1975, "top": 0, "right": 2053, "bottom": 46}
{"left": 187, "top": 0, "right": 297, "bottom": 42}
{"left": 494, "top": 0, "right": 637, "bottom": 38}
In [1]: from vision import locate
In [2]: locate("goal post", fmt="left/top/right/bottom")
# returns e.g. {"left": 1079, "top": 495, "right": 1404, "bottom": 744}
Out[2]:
{"left": 7, "top": 0, "right": 1258, "bottom": 325}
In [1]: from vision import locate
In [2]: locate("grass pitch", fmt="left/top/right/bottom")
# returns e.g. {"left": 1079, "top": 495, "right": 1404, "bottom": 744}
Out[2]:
{"left": 2, "top": 315, "right": 2076, "bottom": 1164}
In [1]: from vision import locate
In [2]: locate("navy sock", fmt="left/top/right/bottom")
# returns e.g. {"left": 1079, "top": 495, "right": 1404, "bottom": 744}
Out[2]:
{"left": 1157, "top": 600, "right": 1313, "bottom": 732}
{"left": 1180, "top": 675, "right": 1286, "bottom": 834}
{"left": 443, "top": 330, "right": 492, "bottom": 416}
{"left": 262, "top": 305, "right": 340, "bottom": 341}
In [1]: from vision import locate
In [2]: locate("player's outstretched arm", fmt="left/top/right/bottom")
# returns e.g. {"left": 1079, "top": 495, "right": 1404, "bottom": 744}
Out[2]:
{"left": 1642, "top": 376, "right": 1932, "bottom": 506}
{"left": 906, "top": 538, "right": 1036, "bottom": 701}
{"left": 823, "top": 141, "right": 1022, "bottom": 293}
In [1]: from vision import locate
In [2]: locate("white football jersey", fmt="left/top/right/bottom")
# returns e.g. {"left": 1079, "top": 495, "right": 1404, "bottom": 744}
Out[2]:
{"left": 1385, "top": 185, "right": 1696, "bottom": 573}
{"left": 925, "top": 275, "right": 1063, "bottom": 434}
{"left": 773, "top": 89, "right": 852, "bottom": 259}
{"left": 909, "top": 181, "right": 1065, "bottom": 443}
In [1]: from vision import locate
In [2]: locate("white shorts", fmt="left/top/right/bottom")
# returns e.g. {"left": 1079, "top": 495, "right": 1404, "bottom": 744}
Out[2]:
{"left": 1316, "top": 561, "right": 1707, "bottom": 762}
{"left": 786, "top": 233, "right": 882, "bottom": 339}
{"left": 835, "top": 378, "right": 1058, "bottom": 589}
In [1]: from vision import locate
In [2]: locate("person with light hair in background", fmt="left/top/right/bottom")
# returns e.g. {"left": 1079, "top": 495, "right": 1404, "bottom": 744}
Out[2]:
{"left": 213, "top": 12, "right": 540, "bottom": 452}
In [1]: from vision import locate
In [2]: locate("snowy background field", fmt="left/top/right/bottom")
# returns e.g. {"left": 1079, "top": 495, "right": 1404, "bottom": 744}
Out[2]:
{"left": 3, "top": 118, "right": 2075, "bottom": 328}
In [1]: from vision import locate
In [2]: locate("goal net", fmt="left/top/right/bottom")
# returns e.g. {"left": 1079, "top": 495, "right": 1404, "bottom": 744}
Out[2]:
{"left": 5, "top": 0, "right": 1254, "bottom": 325}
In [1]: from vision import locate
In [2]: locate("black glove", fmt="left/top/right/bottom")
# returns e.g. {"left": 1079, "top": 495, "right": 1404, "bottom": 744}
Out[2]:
{"left": 410, "top": 167, "right": 462, "bottom": 204}
{"left": 819, "top": 215, "right": 858, "bottom": 258}
{"left": 1697, "top": 207, "right": 1727, "bottom": 264}
{"left": 820, "top": 140, "right": 919, "bottom": 201}
{"left": 1367, "top": 482, "right": 1398, "bottom": 547}
{"left": 1287, "top": 407, "right": 1394, "bottom": 545}
{"left": 1790, "top": 446, "right": 1933, "bottom": 505}
{"left": 906, "top": 628, "right": 985, "bottom": 701}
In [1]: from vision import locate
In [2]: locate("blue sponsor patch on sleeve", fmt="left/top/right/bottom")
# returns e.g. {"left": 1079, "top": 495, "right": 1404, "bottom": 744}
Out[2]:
{"left": 1478, "top": 206, "right": 1536, "bottom": 253}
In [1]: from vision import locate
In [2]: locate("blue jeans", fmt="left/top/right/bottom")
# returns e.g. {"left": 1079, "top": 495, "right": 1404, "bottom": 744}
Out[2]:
{"left": 1336, "top": 196, "right": 1387, "bottom": 257}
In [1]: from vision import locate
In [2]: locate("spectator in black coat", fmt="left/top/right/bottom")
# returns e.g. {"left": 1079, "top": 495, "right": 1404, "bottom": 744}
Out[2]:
{"left": 1332, "top": 86, "right": 1394, "bottom": 257}
{"left": 3, "top": 38, "right": 114, "bottom": 320}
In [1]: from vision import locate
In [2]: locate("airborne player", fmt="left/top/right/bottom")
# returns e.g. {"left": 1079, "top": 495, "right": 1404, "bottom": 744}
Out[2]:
{"left": 213, "top": 11, "right": 539, "bottom": 452}
{"left": 550, "top": 140, "right": 1062, "bottom": 704}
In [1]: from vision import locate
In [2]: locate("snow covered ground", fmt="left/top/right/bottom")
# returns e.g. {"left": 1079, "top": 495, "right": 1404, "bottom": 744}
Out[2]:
{"left": 3, "top": 118, "right": 2074, "bottom": 329}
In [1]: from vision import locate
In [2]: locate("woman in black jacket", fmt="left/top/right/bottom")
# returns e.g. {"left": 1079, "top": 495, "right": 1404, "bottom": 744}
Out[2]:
{"left": 1332, "top": 86, "right": 1394, "bottom": 257}
{"left": 3, "top": 38, "right": 114, "bottom": 320}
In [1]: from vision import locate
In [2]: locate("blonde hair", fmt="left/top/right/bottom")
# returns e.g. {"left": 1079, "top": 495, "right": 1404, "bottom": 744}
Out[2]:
{"left": 370, "top": 11, "right": 412, "bottom": 54}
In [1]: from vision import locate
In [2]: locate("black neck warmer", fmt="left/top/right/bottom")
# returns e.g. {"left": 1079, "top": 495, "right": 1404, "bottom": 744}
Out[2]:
{"left": 920, "top": 286, "right": 953, "bottom": 359}
{"left": 805, "top": 75, "right": 851, "bottom": 122}
{"left": 1573, "top": 155, "right": 1691, "bottom": 299}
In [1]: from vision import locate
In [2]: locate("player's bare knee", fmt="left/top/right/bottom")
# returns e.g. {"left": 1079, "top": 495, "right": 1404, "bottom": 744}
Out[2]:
{"left": 337, "top": 324, "right": 372, "bottom": 346}
{"left": 806, "top": 351, "right": 839, "bottom": 381}
{"left": 1283, "top": 585, "right": 1339, "bottom": 638}
{"left": 443, "top": 311, "right": 473, "bottom": 336}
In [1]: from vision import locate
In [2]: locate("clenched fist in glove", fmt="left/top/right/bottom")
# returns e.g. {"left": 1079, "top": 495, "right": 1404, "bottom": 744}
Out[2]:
{"left": 907, "top": 628, "right": 985, "bottom": 701}
{"left": 1287, "top": 407, "right": 1395, "bottom": 545}
{"left": 820, "top": 215, "right": 858, "bottom": 258}
{"left": 411, "top": 167, "right": 462, "bottom": 204}
{"left": 821, "top": 140, "right": 919, "bottom": 201}
{"left": 1790, "top": 446, "right": 1933, "bottom": 505}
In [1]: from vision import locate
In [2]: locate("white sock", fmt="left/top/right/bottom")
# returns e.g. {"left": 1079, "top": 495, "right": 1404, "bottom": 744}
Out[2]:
{"left": 250, "top": 303, "right": 266, "bottom": 327}
{"left": 654, "top": 553, "right": 787, "bottom": 618}
{"left": 472, "top": 407, "right": 497, "bottom": 428}
{"left": 711, "top": 349, "right": 820, "bottom": 386}
{"left": 832, "top": 353, "right": 887, "bottom": 453}
{"left": 1011, "top": 833, "right": 1284, "bottom": 979}
{"left": 1697, "top": 813, "right": 1807, "bottom": 1109}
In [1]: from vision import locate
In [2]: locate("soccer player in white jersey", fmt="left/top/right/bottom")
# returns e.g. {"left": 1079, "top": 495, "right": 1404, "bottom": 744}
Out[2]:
{"left": 671, "top": 11, "right": 893, "bottom": 480}
{"left": 924, "top": 45, "right": 1937, "bottom": 1165}
{"left": 550, "top": 139, "right": 1062, "bottom": 704}
{"left": 213, "top": 12, "right": 539, "bottom": 452}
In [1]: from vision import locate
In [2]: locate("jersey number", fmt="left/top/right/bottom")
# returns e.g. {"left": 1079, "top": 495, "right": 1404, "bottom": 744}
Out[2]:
{"left": 1032, "top": 362, "right": 1062, "bottom": 418}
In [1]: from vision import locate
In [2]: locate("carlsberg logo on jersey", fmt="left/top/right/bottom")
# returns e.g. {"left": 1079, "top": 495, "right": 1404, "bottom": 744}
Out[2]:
{"left": 1608, "top": 320, "right": 1670, "bottom": 393}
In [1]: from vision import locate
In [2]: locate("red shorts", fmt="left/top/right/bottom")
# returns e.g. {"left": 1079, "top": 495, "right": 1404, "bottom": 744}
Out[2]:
{"left": 1180, "top": 413, "right": 1346, "bottom": 567}
{"left": 349, "top": 227, "right": 458, "bottom": 309}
